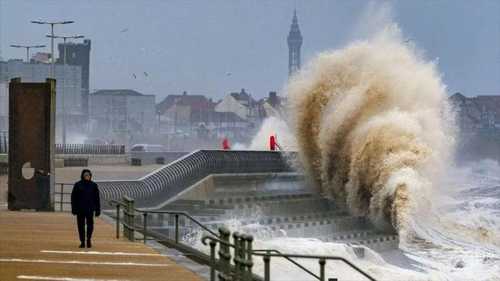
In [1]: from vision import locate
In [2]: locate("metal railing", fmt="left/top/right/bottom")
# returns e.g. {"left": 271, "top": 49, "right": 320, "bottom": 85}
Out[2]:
{"left": 55, "top": 143, "right": 125, "bottom": 155}
{"left": 53, "top": 185, "right": 338, "bottom": 280}
{"left": 201, "top": 232, "right": 377, "bottom": 281}
{"left": 108, "top": 196, "right": 219, "bottom": 243}
{"left": 54, "top": 183, "right": 73, "bottom": 212}
{"left": 108, "top": 196, "right": 377, "bottom": 281}
{"left": 0, "top": 131, "right": 8, "bottom": 154}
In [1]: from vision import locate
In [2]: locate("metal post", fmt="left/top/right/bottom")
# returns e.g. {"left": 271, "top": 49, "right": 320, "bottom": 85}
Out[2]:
{"left": 174, "top": 214, "right": 179, "bottom": 243}
{"left": 263, "top": 253, "right": 271, "bottom": 281}
{"left": 209, "top": 240, "right": 216, "bottom": 281}
{"left": 129, "top": 199, "right": 135, "bottom": 241}
{"left": 62, "top": 37, "right": 66, "bottom": 145}
{"left": 123, "top": 196, "right": 135, "bottom": 241}
{"left": 218, "top": 227, "right": 231, "bottom": 281}
{"left": 50, "top": 24, "right": 55, "bottom": 78}
{"left": 233, "top": 232, "right": 241, "bottom": 280}
{"left": 143, "top": 212, "right": 148, "bottom": 244}
{"left": 239, "top": 235, "right": 246, "bottom": 280}
{"left": 116, "top": 204, "right": 120, "bottom": 239}
{"left": 244, "top": 234, "right": 254, "bottom": 280}
{"left": 59, "top": 183, "right": 64, "bottom": 211}
{"left": 319, "top": 258, "right": 326, "bottom": 281}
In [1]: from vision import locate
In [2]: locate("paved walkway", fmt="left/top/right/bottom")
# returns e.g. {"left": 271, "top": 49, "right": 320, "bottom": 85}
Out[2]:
{"left": 0, "top": 211, "right": 202, "bottom": 281}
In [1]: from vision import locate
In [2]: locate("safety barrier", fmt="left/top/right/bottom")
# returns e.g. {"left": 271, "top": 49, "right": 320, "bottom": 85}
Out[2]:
{"left": 108, "top": 196, "right": 378, "bottom": 281}
{"left": 55, "top": 143, "right": 125, "bottom": 155}
{"left": 0, "top": 131, "right": 7, "bottom": 154}
{"left": 97, "top": 150, "right": 296, "bottom": 208}
{"left": 63, "top": 157, "right": 89, "bottom": 167}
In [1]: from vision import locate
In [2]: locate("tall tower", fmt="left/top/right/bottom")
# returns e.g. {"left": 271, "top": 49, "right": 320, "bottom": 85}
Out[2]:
{"left": 287, "top": 10, "right": 303, "bottom": 76}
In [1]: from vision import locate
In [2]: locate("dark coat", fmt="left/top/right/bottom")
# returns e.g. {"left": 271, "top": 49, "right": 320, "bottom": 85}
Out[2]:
{"left": 71, "top": 169, "right": 101, "bottom": 215}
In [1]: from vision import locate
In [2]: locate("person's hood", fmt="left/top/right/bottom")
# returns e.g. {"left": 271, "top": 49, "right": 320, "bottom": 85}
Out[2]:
{"left": 80, "top": 169, "right": 92, "bottom": 181}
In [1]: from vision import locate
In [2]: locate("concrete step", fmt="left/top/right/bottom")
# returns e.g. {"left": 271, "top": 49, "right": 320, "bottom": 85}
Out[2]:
{"left": 206, "top": 191, "right": 314, "bottom": 205}
{"left": 327, "top": 233, "right": 400, "bottom": 252}
{"left": 202, "top": 215, "right": 372, "bottom": 237}
{"left": 226, "top": 198, "right": 343, "bottom": 217}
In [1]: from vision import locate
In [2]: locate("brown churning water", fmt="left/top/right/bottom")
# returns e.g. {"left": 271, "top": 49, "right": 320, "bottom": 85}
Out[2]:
{"left": 287, "top": 28, "right": 454, "bottom": 234}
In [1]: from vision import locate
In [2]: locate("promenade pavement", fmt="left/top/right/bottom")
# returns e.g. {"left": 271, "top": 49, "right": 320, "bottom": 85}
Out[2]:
{"left": 0, "top": 211, "right": 202, "bottom": 281}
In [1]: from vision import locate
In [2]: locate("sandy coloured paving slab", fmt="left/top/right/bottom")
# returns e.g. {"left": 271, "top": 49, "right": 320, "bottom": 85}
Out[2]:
{"left": 0, "top": 211, "right": 202, "bottom": 281}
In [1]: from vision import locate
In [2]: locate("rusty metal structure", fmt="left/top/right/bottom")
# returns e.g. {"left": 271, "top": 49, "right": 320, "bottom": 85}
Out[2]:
{"left": 8, "top": 78, "right": 56, "bottom": 211}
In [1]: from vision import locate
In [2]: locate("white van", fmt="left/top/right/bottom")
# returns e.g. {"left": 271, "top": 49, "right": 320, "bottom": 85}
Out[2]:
{"left": 130, "top": 144, "right": 165, "bottom": 153}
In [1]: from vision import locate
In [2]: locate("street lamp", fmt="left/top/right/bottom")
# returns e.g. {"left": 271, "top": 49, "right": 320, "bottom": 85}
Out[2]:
{"left": 46, "top": 34, "right": 84, "bottom": 146}
{"left": 30, "top": 20, "right": 74, "bottom": 77}
{"left": 9, "top": 44, "right": 46, "bottom": 62}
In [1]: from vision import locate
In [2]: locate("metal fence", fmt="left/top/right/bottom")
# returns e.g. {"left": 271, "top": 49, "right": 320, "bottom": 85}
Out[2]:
{"left": 54, "top": 183, "right": 72, "bottom": 212}
{"left": 53, "top": 185, "right": 378, "bottom": 281}
{"left": 0, "top": 134, "right": 126, "bottom": 155}
{"left": 109, "top": 196, "right": 377, "bottom": 281}
{"left": 55, "top": 143, "right": 125, "bottom": 155}
{"left": 0, "top": 131, "right": 8, "bottom": 154}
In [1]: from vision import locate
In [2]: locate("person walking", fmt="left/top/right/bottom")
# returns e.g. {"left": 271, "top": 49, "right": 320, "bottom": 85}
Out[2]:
{"left": 71, "top": 169, "right": 101, "bottom": 248}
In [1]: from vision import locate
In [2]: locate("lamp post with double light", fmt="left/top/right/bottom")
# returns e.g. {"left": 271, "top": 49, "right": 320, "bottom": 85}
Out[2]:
{"left": 30, "top": 20, "right": 74, "bottom": 77}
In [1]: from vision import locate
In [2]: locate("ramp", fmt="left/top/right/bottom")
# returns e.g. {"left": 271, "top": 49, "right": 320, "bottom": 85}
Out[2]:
{"left": 98, "top": 150, "right": 296, "bottom": 207}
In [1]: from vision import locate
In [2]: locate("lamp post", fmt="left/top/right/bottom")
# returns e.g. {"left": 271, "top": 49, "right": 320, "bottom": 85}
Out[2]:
{"left": 46, "top": 34, "right": 84, "bottom": 146}
{"left": 30, "top": 20, "right": 74, "bottom": 78}
{"left": 9, "top": 44, "right": 46, "bottom": 62}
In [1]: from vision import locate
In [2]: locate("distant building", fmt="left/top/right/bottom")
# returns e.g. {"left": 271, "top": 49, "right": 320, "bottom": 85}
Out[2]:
{"left": 450, "top": 92, "right": 500, "bottom": 132}
{"left": 0, "top": 59, "right": 84, "bottom": 141}
{"left": 89, "top": 89, "right": 156, "bottom": 137}
{"left": 287, "top": 10, "right": 303, "bottom": 76}
{"left": 156, "top": 91, "right": 215, "bottom": 134}
{"left": 58, "top": 39, "right": 91, "bottom": 118}
{"left": 0, "top": 59, "right": 83, "bottom": 115}
{"left": 191, "top": 111, "right": 248, "bottom": 138}
{"left": 0, "top": 82, "right": 7, "bottom": 131}
{"left": 215, "top": 89, "right": 261, "bottom": 123}
{"left": 259, "top": 91, "right": 286, "bottom": 119}
{"left": 31, "top": 52, "right": 51, "bottom": 64}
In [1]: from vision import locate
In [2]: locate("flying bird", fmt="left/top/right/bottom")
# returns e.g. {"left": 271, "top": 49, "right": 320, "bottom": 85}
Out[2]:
{"left": 120, "top": 28, "right": 129, "bottom": 33}
{"left": 143, "top": 72, "right": 148, "bottom": 77}
{"left": 132, "top": 73, "right": 137, "bottom": 79}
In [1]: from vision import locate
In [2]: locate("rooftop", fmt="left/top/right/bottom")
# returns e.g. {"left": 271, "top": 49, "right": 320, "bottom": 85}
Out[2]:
{"left": 91, "top": 89, "right": 153, "bottom": 97}
{"left": 157, "top": 91, "right": 214, "bottom": 114}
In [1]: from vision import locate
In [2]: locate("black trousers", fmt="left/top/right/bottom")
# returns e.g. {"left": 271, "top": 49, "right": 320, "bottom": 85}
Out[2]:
{"left": 76, "top": 212, "right": 94, "bottom": 242}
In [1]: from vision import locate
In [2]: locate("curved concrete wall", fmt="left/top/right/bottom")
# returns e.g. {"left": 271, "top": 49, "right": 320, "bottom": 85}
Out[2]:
{"left": 98, "top": 150, "right": 297, "bottom": 207}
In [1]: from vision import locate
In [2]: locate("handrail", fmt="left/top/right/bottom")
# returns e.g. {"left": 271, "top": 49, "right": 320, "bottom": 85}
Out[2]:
{"left": 109, "top": 197, "right": 330, "bottom": 281}
{"left": 132, "top": 206, "right": 320, "bottom": 280}
{"left": 252, "top": 249, "right": 320, "bottom": 280}
{"left": 107, "top": 198, "right": 219, "bottom": 238}
{"left": 59, "top": 188, "right": 377, "bottom": 281}
{"left": 203, "top": 235, "right": 377, "bottom": 281}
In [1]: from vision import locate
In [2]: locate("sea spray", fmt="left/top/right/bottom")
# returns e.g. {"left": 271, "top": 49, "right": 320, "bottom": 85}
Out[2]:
{"left": 287, "top": 26, "right": 453, "bottom": 233}
{"left": 247, "top": 116, "right": 296, "bottom": 151}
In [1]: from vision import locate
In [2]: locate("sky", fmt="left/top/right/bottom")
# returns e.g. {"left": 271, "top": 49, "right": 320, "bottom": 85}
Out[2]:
{"left": 1, "top": 0, "right": 499, "bottom": 101}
